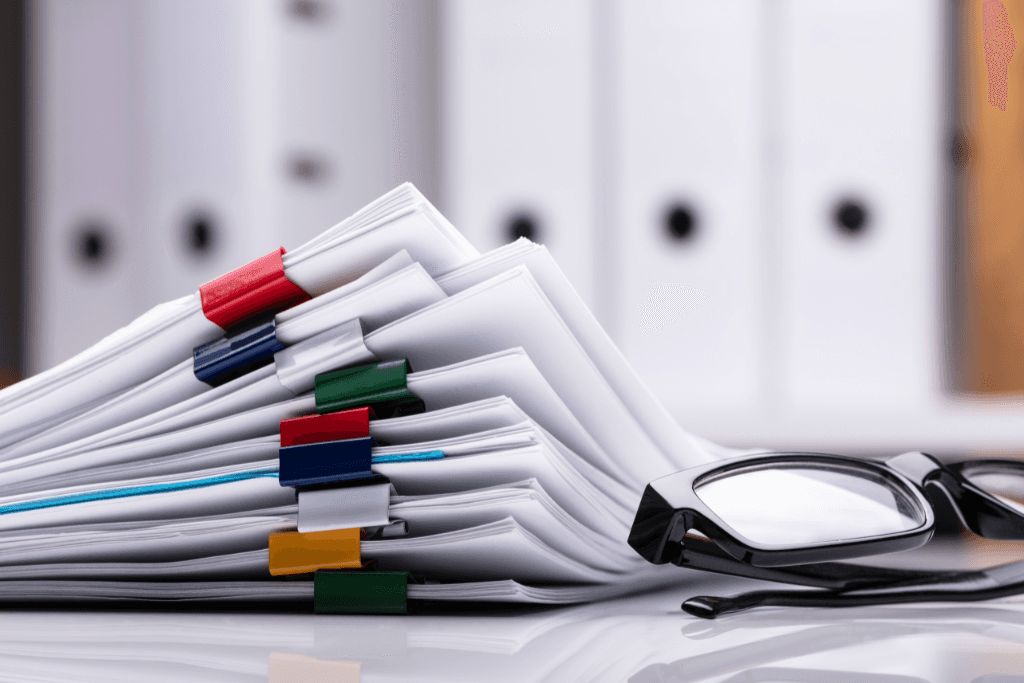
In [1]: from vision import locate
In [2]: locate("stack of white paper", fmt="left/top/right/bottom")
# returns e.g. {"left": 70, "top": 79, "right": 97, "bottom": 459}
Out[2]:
{"left": 0, "top": 183, "right": 743, "bottom": 605}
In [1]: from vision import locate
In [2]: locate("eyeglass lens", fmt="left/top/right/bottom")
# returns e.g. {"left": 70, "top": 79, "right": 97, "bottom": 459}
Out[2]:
{"left": 958, "top": 463, "right": 1024, "bottom": 516}
{"left": 693, "top": 463, "right": 927, "bottom": 546}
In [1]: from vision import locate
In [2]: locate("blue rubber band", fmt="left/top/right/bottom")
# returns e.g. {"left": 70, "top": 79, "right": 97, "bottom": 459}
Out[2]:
{"left": 371, "top": 450, "right": 444, "bottom": 464}
{"left": 0, "top": 467, "right": 279, "bottom": 516}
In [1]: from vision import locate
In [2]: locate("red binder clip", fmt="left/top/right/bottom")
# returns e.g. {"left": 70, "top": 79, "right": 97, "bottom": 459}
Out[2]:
{"left": 279, "top": 407, "right": 375, "bottom": 448}
{"left": 199, "top": 247, "right": 311, "bottom": 330}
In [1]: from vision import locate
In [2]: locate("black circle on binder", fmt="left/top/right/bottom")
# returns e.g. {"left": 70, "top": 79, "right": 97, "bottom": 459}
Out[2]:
{"left": 507, "top": 213, "right": 540, "bottom": 242}
{"left": 952, "top": 130, "right": 971, "bottom": 169}
{"left": 74, "top": 223, "right": 111, "bottom": 267}
{"left": 665, "top": 204, "right": 697, "bottom": 242}
{"left": 288, "top": 0, "right": 326, "bottom": 21}
{"left": 289, "top": 154, "right": 330, "bottom": 183}
{"left": 185, "top": 213, "right": 217, "bottom": 257}
{"left": 834, "top": 200, "right": 869, "bottom": 236}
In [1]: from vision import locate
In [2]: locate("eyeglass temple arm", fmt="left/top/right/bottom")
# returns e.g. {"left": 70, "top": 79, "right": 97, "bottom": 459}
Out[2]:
{"left": 679, "top": 532, "right": 939, "bottom": 590}
{"left": 681, "top": 558, "right": 1024, "bottom": 619}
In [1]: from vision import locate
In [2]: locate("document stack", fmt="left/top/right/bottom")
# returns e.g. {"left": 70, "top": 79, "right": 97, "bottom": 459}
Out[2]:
{"left": 0, "top": 184, "right": 737, "bottom": 612}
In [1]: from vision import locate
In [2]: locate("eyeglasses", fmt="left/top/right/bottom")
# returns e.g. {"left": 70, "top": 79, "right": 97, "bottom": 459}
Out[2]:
{"left": 627, "top": 451, "right": 1024, "bottom": 618}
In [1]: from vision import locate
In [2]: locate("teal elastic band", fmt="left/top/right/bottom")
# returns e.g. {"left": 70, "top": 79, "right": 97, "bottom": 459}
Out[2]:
{"left": 371, "top": 450, "right": 444, "bottom": 464}
{"left": 0, "top": 467, "right": 279, "bottom": 516}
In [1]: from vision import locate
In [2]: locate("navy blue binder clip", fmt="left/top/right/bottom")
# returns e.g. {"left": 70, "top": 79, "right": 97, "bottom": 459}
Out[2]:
{"left": 193, "top": 313, "right": 286, "bottom": 386}
{"left": 278, "top": 436, "right": 375, "bottom": 488}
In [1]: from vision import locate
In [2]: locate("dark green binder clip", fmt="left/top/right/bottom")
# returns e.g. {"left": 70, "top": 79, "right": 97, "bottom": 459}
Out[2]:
{"left": 314, "top": 570, "right": 411, "bottom": 614}
{"left": 314, "top": 359, "right": 424, "bottom": 418}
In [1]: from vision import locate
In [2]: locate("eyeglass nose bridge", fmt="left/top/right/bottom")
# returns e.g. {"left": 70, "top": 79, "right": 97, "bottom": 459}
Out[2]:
{"left": 886, "top": 451, "right": 986, "bottom": 536}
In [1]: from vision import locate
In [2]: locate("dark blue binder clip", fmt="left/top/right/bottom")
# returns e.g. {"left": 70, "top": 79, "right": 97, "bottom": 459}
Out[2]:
{"left": 278, "top": 436, "right": 376, "bottom": 488}
{"left": 193, "top": 313, "right": 286, "bottom": 386}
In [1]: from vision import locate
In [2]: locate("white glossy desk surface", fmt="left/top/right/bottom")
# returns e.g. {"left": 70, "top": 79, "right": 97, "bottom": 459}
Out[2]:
{"left": 1, "top": 570, "right": 1024, "bottom": 683}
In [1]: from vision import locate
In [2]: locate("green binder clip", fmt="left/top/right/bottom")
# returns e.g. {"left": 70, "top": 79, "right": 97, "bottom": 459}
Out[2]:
{"left": 314, "top": 570, "right": 410, "bottom": 614}
{"left": 314, "top": 359, "right": 424, "bottom": 418}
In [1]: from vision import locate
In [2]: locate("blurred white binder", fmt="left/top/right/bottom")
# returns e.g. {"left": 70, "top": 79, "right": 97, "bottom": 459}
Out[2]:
{"left": 776, "top": 0, "right": 943, "bottom": 414}
{"left": 274, "top": 0, "right": 440, "bottom": 250}
{"left": 614, "top": 0, "right": 766, "bottom": 421}
{"left": 139, "top": 0, "right": 278, "bottom": 311}
{"left": 30, "top": 0, "right": 148, "bottom": 375}
{"left": 31, "top": 0, "right": 440, "bottom": 375}
{"left": 443, "top": 0, "right": 597, "bottom": 306}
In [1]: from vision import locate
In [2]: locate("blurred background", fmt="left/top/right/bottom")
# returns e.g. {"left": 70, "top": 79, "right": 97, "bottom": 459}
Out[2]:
{"left": 0, "top": 0, "right": 1021, "bottom": 457}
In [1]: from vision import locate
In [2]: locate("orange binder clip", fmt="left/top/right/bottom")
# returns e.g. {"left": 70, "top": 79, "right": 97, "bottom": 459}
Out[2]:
{"left": 268, "top": 527, "right": 360, "bottom": 576}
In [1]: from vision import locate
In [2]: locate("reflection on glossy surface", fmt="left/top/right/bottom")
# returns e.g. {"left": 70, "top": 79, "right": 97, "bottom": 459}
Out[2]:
{"left": 270, "top": 652, "right": 360, "bottom": 682}
{"left": 717, "top": 667, "right": 929, "bottom": 682}
{"left": 2, "top": 575, "right": 1024, "bottom": 682}
{"left": 694, "top": 465, "right": 924, "bottom": 545}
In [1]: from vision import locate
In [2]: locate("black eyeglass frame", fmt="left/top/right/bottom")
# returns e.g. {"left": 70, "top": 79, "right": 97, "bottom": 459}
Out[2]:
{"left": 628, "top": 451, "right": 1024, "bottom": 591}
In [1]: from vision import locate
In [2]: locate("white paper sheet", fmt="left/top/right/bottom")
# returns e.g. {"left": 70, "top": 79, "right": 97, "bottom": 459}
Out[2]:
{"left": 437, "top": 240, "right": 730, "bottom": 469}
{"left": 405, "top": 348, "right": 628, "bottom": 483}
{"left": 392, "top": 480, "right": 642, "bottom": 573}
{"left": 0, "top": 358, "right": 211, "bottom": 462}
{"left": 373, "top": 423, "right": 538, "bottom": 458}
{"left": 0, "top": 514, "right": 293, "bottom": 566}
{"left": 0, "top": 437, "right": 280, "bottom": 497}
{"left": 0, "top": 579, "right": 312, "bottom": 602}
{"left": 366, "top": 267, "right": 677, "bottom": 484}
{"left": 0, "top": 464, "right": 294, "bottom": 531}
{"left": 284, "top": 184, "right": 439, "bottom": 262}
{"left": 277, "top": 261, "right": 445, "bottom": 343}
{"left": 0, "top": 295, "right": 220, "bottom": 452}
{"left": 0, "top": 395, "right": 311, "bottom": 490}
{"left": 0, "top": 549, "right": 274, "bottom": 580}
{"left": 373, "top": 418, "right": 637, "bottom": 512}
{"left": 283, "top": 185, "right": 479, "bottom": 294}
{"left": 362, "top": 517, "right": 623, "bottom": 584}
{"left": 369, "top": 396, "right": 527, "bottom": 444}
{"left": 406, "top": 570, "right": 689, "bottom": 604}
{"left": 373, "top": 444, "right": 630, "bottom": 538}
{"left": 10, "top": 367, "right": 289, "bottom": 466}
{"left": 277, "top": 249, "right": 415, "bottom": 331}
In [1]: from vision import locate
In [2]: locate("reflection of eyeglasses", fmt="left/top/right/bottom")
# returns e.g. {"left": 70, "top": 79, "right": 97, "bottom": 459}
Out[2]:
{"left": 628, "top": 451, "right": 1024, "bottom": 618}
{"left": 631, "top": 604, "right": 1024, "bottom": 683}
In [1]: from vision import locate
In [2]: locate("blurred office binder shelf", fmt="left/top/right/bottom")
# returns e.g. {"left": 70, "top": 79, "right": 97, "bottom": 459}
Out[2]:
{"left": 616, "top": 0, "right": 766, "bottom": 423}
{"left": 443, "top": 0, "right": 597, "bottom": 306}
{"left": 30, "top": 0, "right": 438, "bottom": 373}
{"left": 33, "top": 0, "right": 1024, "bottom": 454}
